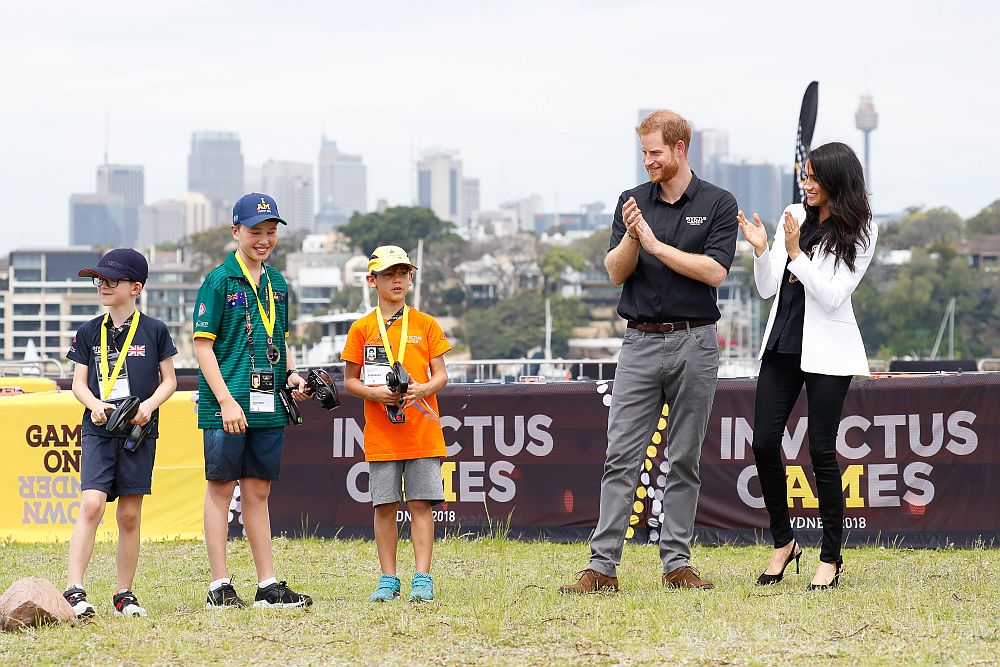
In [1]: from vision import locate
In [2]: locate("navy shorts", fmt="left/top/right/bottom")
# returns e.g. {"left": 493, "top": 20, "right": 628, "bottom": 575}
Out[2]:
{"left": 203, "top": 427, "right": 285, "bottom": 481}
{"left": 80, "top": 433, "right": 157, "bottom": 502}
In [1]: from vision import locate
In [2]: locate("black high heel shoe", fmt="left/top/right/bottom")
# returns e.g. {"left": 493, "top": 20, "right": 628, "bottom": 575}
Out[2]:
{"left": 807, "top": 559, "right": 844, "bottom": 590}
{"left": 755, "top": 540, "right": 802, "bottom": 586}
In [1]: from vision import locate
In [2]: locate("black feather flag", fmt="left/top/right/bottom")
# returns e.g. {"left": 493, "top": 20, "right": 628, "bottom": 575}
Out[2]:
{"left": 793, "top": 81, "right": 819, "bottom": 204}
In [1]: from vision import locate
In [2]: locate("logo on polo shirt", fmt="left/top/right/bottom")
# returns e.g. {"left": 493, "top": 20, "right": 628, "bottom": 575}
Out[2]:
{"left": 686, "top": 216, "right": 707, "bottom": 226}
{"left": 226, "top": 292, "right": 247, "bottom": 307}
{"left": 198, "top": 303, "right": 207, "bottom": 316}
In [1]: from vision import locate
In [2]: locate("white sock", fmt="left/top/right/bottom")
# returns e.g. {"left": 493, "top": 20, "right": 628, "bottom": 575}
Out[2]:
{"left": 209, "top": 577, "right": 231, "bottom": 592}
{"left": 69, "top": 583, "right": 84, "bottom": 591}
{"left": 258, "top": 577, "right": 277, "bottom": 589}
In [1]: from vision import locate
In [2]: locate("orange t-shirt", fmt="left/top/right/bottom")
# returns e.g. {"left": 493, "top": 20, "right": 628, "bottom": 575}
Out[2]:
{"left": 341, "top": 308, "right": 452, "bottom": 461}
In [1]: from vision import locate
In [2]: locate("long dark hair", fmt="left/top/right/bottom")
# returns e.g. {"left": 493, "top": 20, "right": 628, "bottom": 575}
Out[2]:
{"left": 803, "top": 142, "right": 872, "bottom": 271}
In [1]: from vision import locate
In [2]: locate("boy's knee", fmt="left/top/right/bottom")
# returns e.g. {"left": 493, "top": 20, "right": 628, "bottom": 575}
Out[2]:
{"left": 117, "top": 509, "right": 140, "bottom": 532}
{"left": 79, "top": 496, "right": 105, "bottom": 523}
{"left": 407, "top": 500, "right": 433, "bottom": 515}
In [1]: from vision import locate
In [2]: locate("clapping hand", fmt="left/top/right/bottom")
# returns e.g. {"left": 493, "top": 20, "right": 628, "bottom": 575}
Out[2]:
{"left": 737, "top": 210, "right": 768, "bottom": 256}
{"left": 782, "top": 210, "right": 801, "bottom": 260}
{"left": 622, "top": 197, "right": 657, "bottom": 251}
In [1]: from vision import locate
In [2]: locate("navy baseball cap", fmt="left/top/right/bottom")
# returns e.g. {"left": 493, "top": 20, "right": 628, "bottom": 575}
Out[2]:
{"left": 78, "top": 248, "right": 149, "bottom": 285}
{"left": 232, "top": 193, "right": 287, "bottom": 227}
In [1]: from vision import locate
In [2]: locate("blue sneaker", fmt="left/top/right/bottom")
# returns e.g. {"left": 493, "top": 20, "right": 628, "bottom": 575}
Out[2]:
{"left": 409, "top": 572, "right": 434, "bottom": 602}
{"left": 369, "top": 574, "right": 401, "bottom": 602}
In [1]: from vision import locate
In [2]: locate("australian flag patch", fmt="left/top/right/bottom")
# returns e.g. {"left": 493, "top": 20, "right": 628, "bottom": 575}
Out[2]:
{"left": 226, "top": 292, "right": 247, "bottom": 307}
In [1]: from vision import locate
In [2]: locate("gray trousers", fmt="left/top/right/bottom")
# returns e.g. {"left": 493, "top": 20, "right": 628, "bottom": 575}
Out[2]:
{"left": 588, "top": 326, "right": 719, "bottom": 576}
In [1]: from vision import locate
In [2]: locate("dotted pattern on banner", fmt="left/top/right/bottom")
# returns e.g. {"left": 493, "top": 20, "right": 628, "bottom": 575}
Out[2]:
{"left": 594, "top": 381, "right": 670, "bottom": 543}
{"left": 630, "top": 402, "right": 669, "bottom": 542}
{"left": 227, "top": 482, "right": 245, "bottom": 539}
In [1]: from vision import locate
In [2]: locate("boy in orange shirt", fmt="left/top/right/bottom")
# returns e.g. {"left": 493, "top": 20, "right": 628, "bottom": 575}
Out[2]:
{"left": 342, "top": 245, "right": 452, "bottom": 602}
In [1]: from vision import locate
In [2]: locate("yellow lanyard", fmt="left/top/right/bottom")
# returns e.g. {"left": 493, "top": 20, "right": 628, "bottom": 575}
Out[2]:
{"left": 375, "top": 306, "right": 409, "bottom": 366}
{"left": 99, "top": 311, "right": 140, "bottom": 400}
{"left": 233, "top": 251, "right": 276, "bottom": 339}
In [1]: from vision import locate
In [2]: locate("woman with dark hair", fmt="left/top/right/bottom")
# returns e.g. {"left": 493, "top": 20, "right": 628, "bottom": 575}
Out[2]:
{"left": 737, "top": 141, "right": 877, "bottom": 589}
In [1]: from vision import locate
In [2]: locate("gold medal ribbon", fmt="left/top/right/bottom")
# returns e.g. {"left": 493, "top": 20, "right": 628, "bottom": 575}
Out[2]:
{"left": 234, "top": 251, "right": 276, "bottom": 340}
{"left": 99, "top": 311, "right": 140, "bottom": 400}
{"left": 375, "top": 305, "right": 408, "bottom": 366}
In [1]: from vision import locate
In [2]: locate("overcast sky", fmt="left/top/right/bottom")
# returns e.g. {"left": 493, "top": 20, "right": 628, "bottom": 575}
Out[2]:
{"left": 3, "top": 0, "right": 998, "bottom": 256}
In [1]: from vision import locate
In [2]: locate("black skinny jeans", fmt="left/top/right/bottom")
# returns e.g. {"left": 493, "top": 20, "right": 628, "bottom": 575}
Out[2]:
{"left": 752, "top": 350, "right": 851, "bottom": 564}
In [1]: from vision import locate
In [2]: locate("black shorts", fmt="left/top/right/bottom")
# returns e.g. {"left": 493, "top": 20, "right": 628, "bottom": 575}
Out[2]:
{"left": 80, "top": 433, "right": 157, "bottom": 502}
{"left": 203, "top": 427, "right": 285, "bottom": 481}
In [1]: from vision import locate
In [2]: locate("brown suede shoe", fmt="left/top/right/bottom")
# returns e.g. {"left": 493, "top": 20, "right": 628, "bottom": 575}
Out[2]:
{"left": 558, "top": 569, "right": 620, "bottom": 594}
{"left": 663, "top": 565, "right": 714, "bottom": 590}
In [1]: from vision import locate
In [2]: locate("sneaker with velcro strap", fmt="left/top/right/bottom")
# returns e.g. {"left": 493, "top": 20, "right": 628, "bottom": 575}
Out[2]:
{"left": 409, "top": 572, "right": 434, "bottom": 602}
{"left": 369, "top": 574, "right": 401, "bottom": 602}
{"left": 206, "top": 582, "right": 247, "bottom": 609}
{"left": 63, "top": 586, "right": 95, "bottom": 618}
{"left": 112, "top": 590, "right": 148, "bottom": 617}
{"left": 253, "top": 580, "right": 312, "bottom": 608}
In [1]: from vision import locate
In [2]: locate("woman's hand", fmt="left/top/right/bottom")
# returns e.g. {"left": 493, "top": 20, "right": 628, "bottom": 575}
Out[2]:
{"left": 737, "top": 210, "right": 768, "bottom": 256}
{"left": 783, "top": 210, "right": 801, "bottom": 260}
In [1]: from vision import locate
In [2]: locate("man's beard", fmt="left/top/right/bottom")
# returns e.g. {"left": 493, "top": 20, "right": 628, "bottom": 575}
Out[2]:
{"left": 648, "top": 158, "right": 679, "bottom": 183}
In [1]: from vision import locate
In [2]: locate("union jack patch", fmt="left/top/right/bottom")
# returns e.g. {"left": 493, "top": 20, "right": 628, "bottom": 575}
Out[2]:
{"left": 127, "top": 345, "right": 146, "bottom": 357}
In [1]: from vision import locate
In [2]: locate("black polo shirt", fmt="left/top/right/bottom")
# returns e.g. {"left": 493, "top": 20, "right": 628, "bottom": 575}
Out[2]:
{"left": 67, "top": 311, "right": 178, "bottom": 439}
{"left": 765, "top": 219, "right": 823, "bottom": 354}
{"left": 610, "top": 173, "right": 738, "bottom": 322}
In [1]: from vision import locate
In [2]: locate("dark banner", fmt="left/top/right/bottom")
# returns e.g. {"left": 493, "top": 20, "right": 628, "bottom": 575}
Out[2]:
{"left": 263, "top": 374, "right": 1000, "bottom": 547}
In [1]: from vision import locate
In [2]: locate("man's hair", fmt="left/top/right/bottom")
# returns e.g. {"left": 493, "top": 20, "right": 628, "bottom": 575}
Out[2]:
{"left": 636, "top": 110, "right": 692, "bottom": 154}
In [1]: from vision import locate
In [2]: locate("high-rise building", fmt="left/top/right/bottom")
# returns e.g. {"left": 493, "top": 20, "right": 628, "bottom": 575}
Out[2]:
{"left": 138, "top": 200, "right": 186, "bottom": 249}
{"left": 187, "top": 131, "right": 244, "bottom": 214}
{"left": 96, "top": 163, "right": 144, "bottom": 246}
{"left": 261, "top": 160, "right": 314, "bottom": 233}
{"left": 697, "top": 129, "right": 729, "bottom": 176}
{"left": 711, "top": 158, "right": 782, "bottom": 225}
{"left": 462, "top": 178, "right": 480, "bottom": 226}
{"left": 500, "top": 194, "right": 544, "bottom": 233}
{"left": 69, "top": 193, "right": 124, "bottom": 247}
{"left": 317, "top": 137, "right": 367, "bottom": 221}
{"left": 2, "top": 248, "right": 102, "bottom": 361}
{"left": 417, "top": 149, "right": 463, "bottom": 224}
{"left": 181, "top": 192, "right": 215, "bottom": 237}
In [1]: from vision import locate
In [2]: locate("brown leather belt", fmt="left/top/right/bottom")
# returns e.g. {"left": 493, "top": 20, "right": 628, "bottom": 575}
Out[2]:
{"left": 627, "top": 319, "right": 715, "bottom": 333}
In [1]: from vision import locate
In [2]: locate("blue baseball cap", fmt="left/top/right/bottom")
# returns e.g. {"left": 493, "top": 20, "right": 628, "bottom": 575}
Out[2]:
{"left": 78, "top": 248, "right": 149, "bottom": 285}
{"left": 232, "top": 193, "right": 288, "bottom": 227}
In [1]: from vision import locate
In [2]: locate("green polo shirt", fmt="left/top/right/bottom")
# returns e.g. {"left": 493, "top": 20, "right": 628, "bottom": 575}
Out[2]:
{"left": 193, "top": 252, "right": 290, "bottom": 429}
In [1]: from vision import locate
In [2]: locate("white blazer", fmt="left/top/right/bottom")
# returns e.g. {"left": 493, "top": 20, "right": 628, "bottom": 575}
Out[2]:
{"left": 753, "top": 203, "right": 879, "bottom": 377}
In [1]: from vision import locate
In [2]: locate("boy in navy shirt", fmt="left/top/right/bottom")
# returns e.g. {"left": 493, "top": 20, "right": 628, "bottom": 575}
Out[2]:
{"left": 64, "top": 248, "right": 177, "bottom": 618}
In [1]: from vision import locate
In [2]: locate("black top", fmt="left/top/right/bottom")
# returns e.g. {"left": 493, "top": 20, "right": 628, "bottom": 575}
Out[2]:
{"left": 765, "top": 219, "right": 823, "bottom": 354}
{"left": 610, "top": 174, "right": 739, "bottom": 322}
{"left": 67, "top": 311, "right": 178, "bottom": 438}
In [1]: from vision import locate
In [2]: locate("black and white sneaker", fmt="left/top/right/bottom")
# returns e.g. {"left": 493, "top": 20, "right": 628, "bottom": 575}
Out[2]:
{"left": 205, "top": 582, "right": 246, "bottom": 609}
{"left": 253, "top": 581, "right": 313, "bottom": 608}
{"left": 112, "top": 590, "right": 148, "bottom": 617}
{"left": 63, "top": 586, "right": 95, "bottom": 618}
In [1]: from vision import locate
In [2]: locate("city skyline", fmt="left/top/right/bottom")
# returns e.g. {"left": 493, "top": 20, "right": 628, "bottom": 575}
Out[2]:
{"left": 4, "top": 1, "right": 999, "bottom": 256}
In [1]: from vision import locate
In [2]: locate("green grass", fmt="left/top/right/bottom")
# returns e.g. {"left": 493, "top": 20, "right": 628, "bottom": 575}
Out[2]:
{"left": 1, "top": 537, "right": 997, "bottom": 665}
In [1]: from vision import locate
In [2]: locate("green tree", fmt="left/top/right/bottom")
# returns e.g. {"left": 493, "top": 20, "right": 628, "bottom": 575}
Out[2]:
{"left": 572, "top": 229, "right": 611, "bottom": 270}
{"left": 462, "top": 292, "right": 588, "bottom": 358}
{"left": 539, "top": 246, "right": 587, "bottom": 292}
{"left": 880, "top": 206, "right": 963, "bottom": 250}
{"left": 966, "top": 199, "right": 1000, "bottom": 235}
{"left": 340, "top": 207, "right": 461, "bottom": 255}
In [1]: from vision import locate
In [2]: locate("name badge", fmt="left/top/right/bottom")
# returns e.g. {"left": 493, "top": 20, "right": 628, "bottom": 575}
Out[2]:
{"left": 98, "top": 350, "right": 131, "bottom": 401}
{"left": 249, "top": 370, "right": 275, "bottom": 413}
{"left": 362, "top": 345, "right": 391, "bottom": 386}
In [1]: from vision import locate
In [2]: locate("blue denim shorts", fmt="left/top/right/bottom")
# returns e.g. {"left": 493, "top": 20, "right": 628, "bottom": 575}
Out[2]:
{"left": 203, "top": 427, "right": 284, "bottom": 481}
{"left": 81, "top": 433, "right": 156, "bottom": 502}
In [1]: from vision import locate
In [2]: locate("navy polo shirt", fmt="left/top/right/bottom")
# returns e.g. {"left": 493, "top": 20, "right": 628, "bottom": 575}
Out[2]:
{"left": 610, "top": 173, "right": 738, "bottom": 322}
{"left": 66, "top": 311, "right": 178, "bottom": 439}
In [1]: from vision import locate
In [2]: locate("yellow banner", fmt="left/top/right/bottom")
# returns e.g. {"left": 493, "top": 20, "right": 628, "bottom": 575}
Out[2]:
{"left": 0, "top": 390, "right": 204, "bottom": 542}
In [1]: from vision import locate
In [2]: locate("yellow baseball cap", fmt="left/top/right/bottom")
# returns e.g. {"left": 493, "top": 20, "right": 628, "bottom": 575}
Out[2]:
{"left": 368, "top": 245, "right": 418, "bottom": 274}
